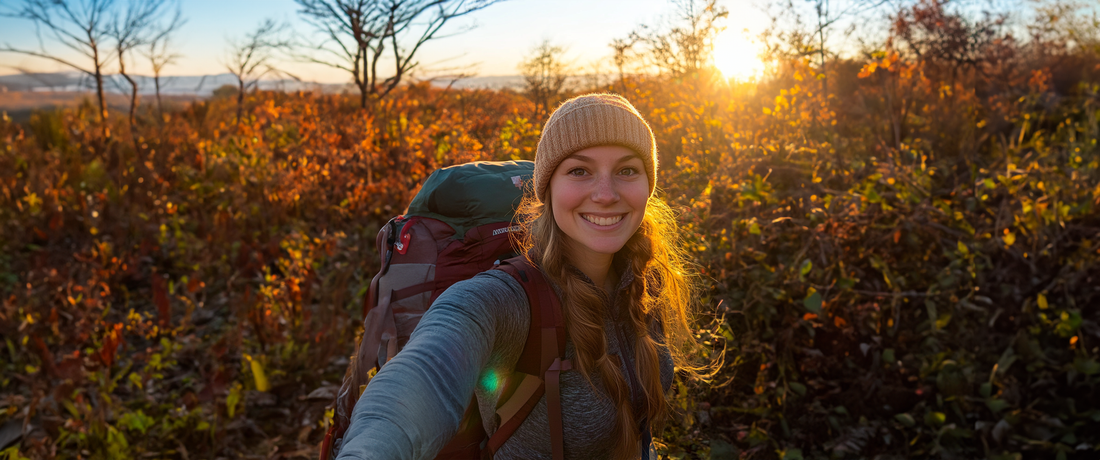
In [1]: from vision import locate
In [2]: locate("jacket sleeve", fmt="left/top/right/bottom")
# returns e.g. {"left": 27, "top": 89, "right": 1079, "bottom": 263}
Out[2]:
{"left": 335, "top": 270, "right": 529, "bottom": 460}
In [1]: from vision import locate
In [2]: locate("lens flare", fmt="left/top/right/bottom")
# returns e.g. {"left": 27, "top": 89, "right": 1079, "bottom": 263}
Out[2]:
{"left": 480, "top": 371, "right": 500, "bottom": 393}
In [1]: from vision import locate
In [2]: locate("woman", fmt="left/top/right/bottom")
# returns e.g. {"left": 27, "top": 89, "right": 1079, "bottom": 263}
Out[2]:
{"left": 336, "top": 94, "right": 700, "bottom": 460}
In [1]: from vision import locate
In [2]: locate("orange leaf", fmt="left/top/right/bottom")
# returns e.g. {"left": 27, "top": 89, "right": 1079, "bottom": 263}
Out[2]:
{"left": 98, "top": 323, "right": 124, "bottom": 368}
{"left": 858, "top": 62, "right": 878, "bottom": 78}
{"left": 187, "top": 277, "right": 204, "bottom": 293}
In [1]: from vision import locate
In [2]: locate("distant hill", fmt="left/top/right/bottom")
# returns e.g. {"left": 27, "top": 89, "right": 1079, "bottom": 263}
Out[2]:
{"left": 0, "top": 72, "right": 534, "bottom": 96}
{"left": 0, "top": 72, "right": 346, "bottom": 96}
{"left": 0, "top": 72, "right": 617, "bottom": 119}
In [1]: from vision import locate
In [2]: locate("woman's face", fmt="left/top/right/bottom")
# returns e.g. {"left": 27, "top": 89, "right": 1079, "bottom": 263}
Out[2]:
{"left": 549, "top": 145, "right": 650, "bottom": 261}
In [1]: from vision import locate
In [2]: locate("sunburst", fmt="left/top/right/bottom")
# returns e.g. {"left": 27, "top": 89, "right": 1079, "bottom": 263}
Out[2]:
{"left": 713, "top": 29, "right": 765, "bottom": 80}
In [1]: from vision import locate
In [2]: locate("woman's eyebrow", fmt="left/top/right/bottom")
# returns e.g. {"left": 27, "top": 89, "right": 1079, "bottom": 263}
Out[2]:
{"left": 566, "top": 153, "right": 642, "bottom": 164}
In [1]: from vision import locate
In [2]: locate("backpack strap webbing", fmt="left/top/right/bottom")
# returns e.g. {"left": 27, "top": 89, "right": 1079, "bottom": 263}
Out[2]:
{"left": 488, "top": 258, "right": 570, "bottom": 460}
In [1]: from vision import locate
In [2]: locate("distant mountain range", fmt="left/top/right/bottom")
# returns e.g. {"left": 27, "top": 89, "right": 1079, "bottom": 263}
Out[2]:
{"left": 0, "top": 72, "right": 530, "bottom": 96}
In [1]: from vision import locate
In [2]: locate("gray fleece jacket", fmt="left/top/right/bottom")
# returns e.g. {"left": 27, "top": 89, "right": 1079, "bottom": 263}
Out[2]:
{"left": 335, "top": 267, "right": 673, "bottom": 460}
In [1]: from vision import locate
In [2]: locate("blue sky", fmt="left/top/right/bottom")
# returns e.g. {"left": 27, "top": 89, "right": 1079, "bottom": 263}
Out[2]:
{"left": 0, "top": 0, "right": 769, "bottom": 83}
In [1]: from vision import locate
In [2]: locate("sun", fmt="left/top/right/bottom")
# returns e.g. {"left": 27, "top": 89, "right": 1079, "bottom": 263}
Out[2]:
{"left": 713, "top": 29, "right": 765, "bottom": 80}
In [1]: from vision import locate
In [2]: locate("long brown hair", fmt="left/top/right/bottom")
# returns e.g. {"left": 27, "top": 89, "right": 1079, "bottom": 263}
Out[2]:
{"left": 517, "top": 185, "right": 701, "bottom": 460}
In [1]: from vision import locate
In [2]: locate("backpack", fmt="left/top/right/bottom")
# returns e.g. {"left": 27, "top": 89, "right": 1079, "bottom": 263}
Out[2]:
{"left": 319, "top": 160, "right": 575, "bottom": 460}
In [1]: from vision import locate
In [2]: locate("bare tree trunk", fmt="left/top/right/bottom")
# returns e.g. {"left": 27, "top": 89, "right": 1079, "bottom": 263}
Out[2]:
{"left": 125, "top": 76, "right": 138, "bottom": 132}
{"left": 118, "top": 54, "right": 139, "bottom": 134}
{"left": 92, "top": 45, "right": 109, "bottom": 137}
{"left": 154, "top": 74, "right": 164, "bottom": 118}
{"left": 359, "top": 78, "right": 368, "bottom": 109}
{"left": 236, "top": 79, "right": 245, "bottom": 126}
{"left": 357, "top": 47, "right": 369, "bottom": 110}
{"left": 818, "top": 0, "right": 828, "bottom": 99}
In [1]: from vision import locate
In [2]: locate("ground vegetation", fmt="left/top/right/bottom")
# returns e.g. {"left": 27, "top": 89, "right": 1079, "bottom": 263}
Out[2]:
{"left": 1, "top": 0, "right": 1099, "bottom": 458}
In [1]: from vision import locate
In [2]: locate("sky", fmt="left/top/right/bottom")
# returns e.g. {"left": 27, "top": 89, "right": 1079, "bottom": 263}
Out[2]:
{"left": 0, "top": 0, "right": 771, "bottom": 84}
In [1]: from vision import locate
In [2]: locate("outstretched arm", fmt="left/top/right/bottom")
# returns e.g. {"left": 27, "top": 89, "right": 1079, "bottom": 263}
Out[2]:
{"left": 336, "top": 270, "right": 529, "bottom": 460}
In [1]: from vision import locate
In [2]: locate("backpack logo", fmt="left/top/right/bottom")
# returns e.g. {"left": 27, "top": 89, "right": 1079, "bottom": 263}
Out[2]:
{"left": 396, "top": 230, "right": 412, "bottom": 254}
{"left": 511, "top": 175, "right": 524, "bottom": 188}
{"left": 492, "top": 225, "right": 521, "bottom": 236}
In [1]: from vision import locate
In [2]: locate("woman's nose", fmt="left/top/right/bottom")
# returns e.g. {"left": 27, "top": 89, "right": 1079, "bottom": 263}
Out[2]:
{"left": 590, "top": 174, "right": 619, "bottom": 203}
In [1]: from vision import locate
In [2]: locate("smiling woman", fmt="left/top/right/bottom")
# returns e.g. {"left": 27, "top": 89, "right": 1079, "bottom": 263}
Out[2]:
{"left": 335, "top": 94, "right": 705, "bottom": 460}
{"left": 712, "top": 28, "right": 765, "bottom": 80}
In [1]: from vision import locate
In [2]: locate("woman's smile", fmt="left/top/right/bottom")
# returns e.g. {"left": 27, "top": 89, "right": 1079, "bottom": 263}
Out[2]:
{"left": 581, "top": 213, "right": 625, "bottom": 227}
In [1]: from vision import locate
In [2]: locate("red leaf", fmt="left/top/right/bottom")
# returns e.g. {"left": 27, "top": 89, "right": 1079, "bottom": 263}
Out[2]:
{"left": 187, "top": 276, "right": 204, "bottom": 293}
{"left": 32, "top": 335, "right": 57, "bottom": 377}
{"left": 48, "top": 213, "right": 63, "bottom": 230}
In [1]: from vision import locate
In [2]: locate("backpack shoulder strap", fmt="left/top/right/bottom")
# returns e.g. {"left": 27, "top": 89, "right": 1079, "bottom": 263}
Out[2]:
{"left": 486, "top": 257, "right": 570, "bottom": 460}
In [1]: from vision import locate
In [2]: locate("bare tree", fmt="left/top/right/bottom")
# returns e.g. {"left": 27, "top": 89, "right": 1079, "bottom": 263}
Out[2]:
{"left": 807, "top": 0, "right": 887, "bottom": 98}
{"left": 140, "top": 5, "right": 184, "bottom": 119}
{"left": 626, "top": 0, "right": 728, "bottom": 77}
{"left": 108, "top": 0, "right": 181, "bottom": 132}
{"left": 519, "top": 39, "right": 571, "bottom": 120}
{"left": 765, "top": 0, "right": 889, "bottom": 95}
{"left": 0, "top": 0, "right": 117, "bottom": 125}
{"left": 225, "top": 19, "right": 292, "bottom": 125}
{"left": 610, "top": 36, "right": 637, "bottom": 92}
{"left": 293, "top": 0, "right": 505, "bottom": 108}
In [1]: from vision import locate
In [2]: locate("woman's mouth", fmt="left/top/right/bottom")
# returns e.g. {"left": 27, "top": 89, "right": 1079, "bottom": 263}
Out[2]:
{"left": 581, "top": 214, "right": 624, "bottom": 226}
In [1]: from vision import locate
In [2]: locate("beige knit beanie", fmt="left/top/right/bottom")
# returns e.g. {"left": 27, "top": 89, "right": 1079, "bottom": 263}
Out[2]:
{"left": 533, "top": 94, "right": 658, "bottom": 202}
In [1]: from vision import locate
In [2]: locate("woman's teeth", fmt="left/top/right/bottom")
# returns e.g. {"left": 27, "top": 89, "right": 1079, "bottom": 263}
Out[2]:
{"left": 582, "top": 214, "right": 623, "bottom": 226}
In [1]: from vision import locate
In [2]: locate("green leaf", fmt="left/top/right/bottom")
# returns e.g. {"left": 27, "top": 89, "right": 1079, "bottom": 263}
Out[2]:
{"left": 895, "top": 413, "right": 916, "bottom": 427}
{"left": 781, "top": 448, "right": 804, "bottom": 460}
{"left": 1, "top": 446, "right": 32, "bottom": 460}
{"left": 709, "top": 439, "right": 739, "bottom": 460}
{"left": 749, "top": 222, "right": 761, "bottom": 235}
{"left": 983, "top": 178, "right": 996, "bottom": 189}
{"left": 803, "top": 290, "right": 822, "bottom": 314}
{"left": 925, "top": 411, "right": 946, "bottom": 427}
{"left": 882, "top": 348, "right": 895, "bottom": 364}
{"left": 957, "top": 241, "right": 969, "bottom": 255}
{"left": 1074, "top": 356, "right": 1100, "bottom": 375}
{"left": 936, "top": 313, "right": 953, "bottom": 330}
{"left": 719, "top": 323, "right": 735, "bottom": 342}
{"left": 118, "top": 410, "right": 154, "bottom": 434}
{"left": 799, "top": 259, "right": 812, "bottom": 277}
{"left": 128, "top": 373, "right": 143, "bottom": 390}
{"left": 985, "top": 398, "right": 1010, "bottom": 414}
{"left": 789, "top": 382, "right": 807, "bottom": 396}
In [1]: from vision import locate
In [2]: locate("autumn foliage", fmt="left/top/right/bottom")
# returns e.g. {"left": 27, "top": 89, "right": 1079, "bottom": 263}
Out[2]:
{"left": 2, "top": 2, "right": 1100, "bottom": 458}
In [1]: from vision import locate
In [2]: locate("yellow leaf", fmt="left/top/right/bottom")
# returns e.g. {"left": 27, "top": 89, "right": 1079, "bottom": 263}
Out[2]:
{"left": 1003, "top": 229, "right": 1015, "bottom": 246}
{"left": 1037, "top": 293, "right": 1049, "bottom": 310}
{"left": 227, "top": 382, "right": 243, "bottom": 418}
{"left": 245, "top": 354, "right": 270, "bottom": 392}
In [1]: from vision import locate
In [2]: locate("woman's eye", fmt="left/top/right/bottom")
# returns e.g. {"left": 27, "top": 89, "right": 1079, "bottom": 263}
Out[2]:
{"left": 619, "top": 167, "right": 638, "bottom": 176}
{"left": 567, "top": 168, "right": 587, "bottom": 177}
